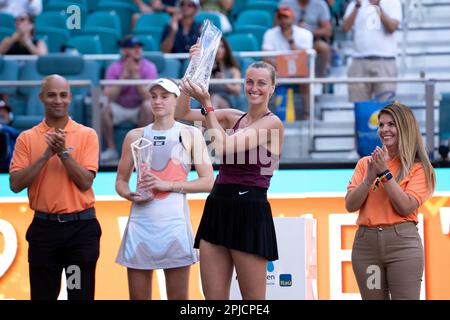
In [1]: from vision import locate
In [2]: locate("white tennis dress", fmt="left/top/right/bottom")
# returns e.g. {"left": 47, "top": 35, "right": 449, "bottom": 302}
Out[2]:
{"left": 116, "top": 122, "right": 199, "bottom": 270}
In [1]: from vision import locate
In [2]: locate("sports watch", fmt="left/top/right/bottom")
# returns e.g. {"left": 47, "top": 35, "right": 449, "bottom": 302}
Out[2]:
{"left": 58, "top": 149, "right": 70, "bottom": 160}
{"left": 200, "top": 105, "right": 214, "bottom": 116}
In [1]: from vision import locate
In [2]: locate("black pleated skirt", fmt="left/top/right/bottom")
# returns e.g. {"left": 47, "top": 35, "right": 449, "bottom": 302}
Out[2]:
{"left": 194, "top": 183, "right": 278, "bottom": 261}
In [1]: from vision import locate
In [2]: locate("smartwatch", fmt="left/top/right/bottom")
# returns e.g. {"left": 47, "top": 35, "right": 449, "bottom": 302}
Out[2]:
{"left": 58, "top": 149, "right": 70, "bottom": 160}
{"left": 200, "top": 105, "right": 214, "bottom": 116}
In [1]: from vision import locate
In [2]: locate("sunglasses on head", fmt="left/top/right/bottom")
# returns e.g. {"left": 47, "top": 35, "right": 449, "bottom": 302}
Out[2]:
{"left": 180, "top": 1, "right": 195, "bottom": 7}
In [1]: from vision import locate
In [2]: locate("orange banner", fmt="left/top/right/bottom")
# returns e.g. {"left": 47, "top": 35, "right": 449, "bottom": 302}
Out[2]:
{"left": 1, "top": 195, "right": 449, "bottom": 300}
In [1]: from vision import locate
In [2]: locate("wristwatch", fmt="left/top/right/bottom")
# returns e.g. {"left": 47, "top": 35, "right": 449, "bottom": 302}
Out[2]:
{"left": 58, "top": 149, "right": 70, "bottom": 160}
{"left": 200, "top": 105, "right": 214, "bottom": 116}
{"left": 288, "top": 38, "right": 294, "bottom": 45}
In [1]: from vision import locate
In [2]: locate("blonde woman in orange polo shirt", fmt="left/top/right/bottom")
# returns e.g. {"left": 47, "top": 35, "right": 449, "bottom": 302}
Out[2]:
{"left": 346, "top": 102, "right": 435, "bottom": 300}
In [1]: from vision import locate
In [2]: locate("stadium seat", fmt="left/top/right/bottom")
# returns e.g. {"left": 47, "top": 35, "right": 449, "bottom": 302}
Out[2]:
{"left": 15, "top": 54, "right": 100, "bottom": 129}
{"left": 35, "top": 26, "right": 70, "bottom": 53}
{"left": 97, "top": 0, "right": 138, "bottom": 36}
{"left": 195, "top": 12, "right": 222, "bottom": 31}
{"left": 243, "top": 1, "right": 278, "bottom": 22}
{"left": 133, "top": 13, "right": 171, "bottom": 45}
{"left": 233, "top": 25, "right": 267, "bottom": 49}
{"left": 234, "top": 10, "right": 273, "bottom": 29}
{"left": 226, "top": 33, "right": 260, "bottom": 51}
{"left": 0, "top": 27, "right": 14, "bottom": 42}
{"left": 142, "top": 52, "right": 181, "bottom": 78}
{"left": 135, "top": 35, "right": 158, "bottom": 52}
{"left": 0, "top": 57, "right": 20, "bottom": 95}
{"left": 35, "top": 11, "right": 67, "bottom": 30}
{"left": 45, "top": 0, "right": 88, "bottom": 18}
{"left": 66, "top": 35, "right": 103, "bottom": 55}
{"left": 83, "top": 11, "right": 122, "bottom": 53}
{"left": 229, "top": 0, "right": 248, "bottom": 23}
{"left": 0, "top": 12, "right": 15, "bottom": 31}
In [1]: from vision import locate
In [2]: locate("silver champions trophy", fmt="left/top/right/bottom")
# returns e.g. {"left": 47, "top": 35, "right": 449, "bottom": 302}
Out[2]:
{"left": 131, "top": 137, "right": 154, "bottom": 201}
{"left": 183, "top": 19, "right": 222, "bottom": 90}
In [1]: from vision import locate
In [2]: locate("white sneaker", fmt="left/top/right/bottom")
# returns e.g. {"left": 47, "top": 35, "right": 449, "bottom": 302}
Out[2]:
{"left": 101, "top": 148, "right": 119, "bottom": 161}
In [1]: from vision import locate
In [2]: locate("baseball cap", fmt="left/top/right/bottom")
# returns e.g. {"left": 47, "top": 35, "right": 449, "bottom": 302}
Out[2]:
{"left": 277, "top": 5, "right": 295, "bottom": 18}
{"left": 0, "top": 100, "right": 11, "bottom": 112}
{"left": 177, "top": 0, "right": 200, "bottom": 7}
{"left": 118, "top": 35, "right": 143, "bottom": 48}
{"left": 148, "top": 78, "right": 180, "bottom": 97}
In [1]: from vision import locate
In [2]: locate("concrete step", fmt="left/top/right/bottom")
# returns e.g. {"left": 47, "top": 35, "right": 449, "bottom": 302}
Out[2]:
{"left": 313, "top": 134, "right": 439, "bottom": 152}
{"left": 322, "top": 108, "right": 439, "bottom": 123}
{"left": 396, "top": 27, "right": 450, "bottom": 43}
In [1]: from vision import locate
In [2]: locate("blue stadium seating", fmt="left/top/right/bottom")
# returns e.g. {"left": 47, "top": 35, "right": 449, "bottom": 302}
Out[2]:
{"left": 133, "top": 12, "right": 171, "bottom": 45}
{"left": 195, "top": 12, "right": 223, "bottom": 31}
{"left": 226, "top": 33, "right": 260, "bottom": 51}
{"left": 35, "top": 11, "right": 67, "bottom": 29}
{"left": 0, "top": 12, "right": 15, "bottom": 31}
{"left": 233, "top": 25, "right": 267, "bottom": 49}
{"left": 35, "top": 26, "right": 70, "bottom": 53}
{"left": 0, "top": 27, "right": 14, "bottom": 43}
{"left": 235, "top": 10, "right": 273, "bottom": 29}
{"left": 66, "top": 35, "right": 103, "bottom": 55}
{"left": 83, "top": 11, "right": 122, "bottom": 54}
{"left": 97, "top": 0, "right": 138, "bottom": 36}
{"left": 14, "top": 54, "right": 100, "bottom": 130}
{"left": 243, "top": 1, "right": 278, "bottom": 22}
{"left": 135, "top": 35, "right": 158, "bottom": 52}
{"left": 0, "top": 57, "right": 20, "bottom": 95}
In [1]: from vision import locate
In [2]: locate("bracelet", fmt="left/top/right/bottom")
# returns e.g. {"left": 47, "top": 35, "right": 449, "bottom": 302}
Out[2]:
{"left": 372, "top": 171, "right": 393, "bottom": 191}
{"left": 377, "top": 170, "right": 390, "bottom": 178}
{"left": 173, "top": 181, "right": 184, "bottom": 193}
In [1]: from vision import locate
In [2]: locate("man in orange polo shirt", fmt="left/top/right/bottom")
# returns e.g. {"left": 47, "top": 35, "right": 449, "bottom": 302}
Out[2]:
{"left": 9, "top": 74, "right": 101, "bottom": 300}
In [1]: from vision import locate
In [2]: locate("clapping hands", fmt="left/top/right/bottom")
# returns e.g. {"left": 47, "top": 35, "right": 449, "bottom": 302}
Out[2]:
{"left": 371, "top": 145, "right": 389, "bottom": 174}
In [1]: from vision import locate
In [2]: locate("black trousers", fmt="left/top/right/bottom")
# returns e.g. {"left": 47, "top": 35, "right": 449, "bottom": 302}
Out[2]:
{"left": 26, "top": 216, "right": 102, "bottom": 300}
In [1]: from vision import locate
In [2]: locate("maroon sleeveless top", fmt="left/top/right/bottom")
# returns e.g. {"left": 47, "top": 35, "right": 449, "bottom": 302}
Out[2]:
{"left": 215, "top": 112, "right": 280, "bottom": 189}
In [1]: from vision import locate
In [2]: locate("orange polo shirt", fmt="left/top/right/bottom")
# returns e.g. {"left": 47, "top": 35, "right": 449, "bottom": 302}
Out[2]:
{"left": 10, "top": 118, "right": 99, "bottom": 214}
{"left": 347, "top": 156, "right": 432, "bottom": 226}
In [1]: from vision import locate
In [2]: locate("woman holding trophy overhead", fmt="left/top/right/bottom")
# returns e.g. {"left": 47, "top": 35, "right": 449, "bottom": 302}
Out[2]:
{"left": 115, "top": 78, "right": 214, "bottom": 300}
{"left": 176, "top": 43, "right": 284, "bottom": 299}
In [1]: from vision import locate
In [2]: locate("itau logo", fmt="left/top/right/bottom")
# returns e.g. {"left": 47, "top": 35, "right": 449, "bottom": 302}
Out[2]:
{"left": 267, "top": 261, "right": 275, "bottom": 273}
{"left": 368, "top": 110, "right": 380, "bottom": 130}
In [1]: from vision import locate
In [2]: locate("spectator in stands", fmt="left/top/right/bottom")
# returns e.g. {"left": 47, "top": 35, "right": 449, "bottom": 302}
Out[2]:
{"left": 342, "top": 0, "right": 402, "bottom": 102}
{"left": 200, "top": 0, "right": 233, "bottom": 33}
{"left": 280, "top": 0, "right": 333, "bottom": 77}
{"left": 262, "top": 5, "right": 313, "bottom": 120}
{"left": 132, "top": 0, "right": 178, "bottom": 28}
{"left": 209, "top": 37, "right": 242, "bottom": 109}
{"left": 101, "top": 35, "right": 158, "bottom": 162}
{"left": 0, "top": 99, "right": 19, "bottom": 169}
{"left": 0, "top": 0, "right": 42, "bottom": 17}
{"left": 160, "top": 0, "right": 202, "bottom": 53}
{"left": 0, "top": 13, "right": 47, "bottom": 55}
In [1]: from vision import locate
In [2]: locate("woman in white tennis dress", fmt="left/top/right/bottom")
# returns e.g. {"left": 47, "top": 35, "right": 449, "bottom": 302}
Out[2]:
{"left": 115, "top": 78, "right": 214, "bottom": 300}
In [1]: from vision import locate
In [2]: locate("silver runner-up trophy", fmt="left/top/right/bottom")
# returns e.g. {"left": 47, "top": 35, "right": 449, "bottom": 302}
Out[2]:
{"left": 183, "top": 19, "right": 222, "bottom": 90}
{"left": 131, "top": 137, "right": 154, "bottom": 201}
